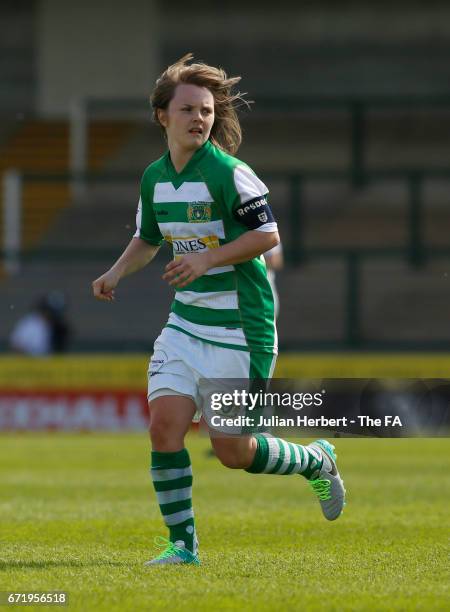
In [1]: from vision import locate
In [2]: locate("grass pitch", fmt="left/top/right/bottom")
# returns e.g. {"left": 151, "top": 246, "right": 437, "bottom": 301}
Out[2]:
{"left": 0, "top": 434, "right": 448, "bottom": 611}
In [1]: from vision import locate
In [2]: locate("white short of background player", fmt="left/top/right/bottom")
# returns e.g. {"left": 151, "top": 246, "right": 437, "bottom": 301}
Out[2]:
{"left": 263, "top": 242, "right": 283, "bottom": 319}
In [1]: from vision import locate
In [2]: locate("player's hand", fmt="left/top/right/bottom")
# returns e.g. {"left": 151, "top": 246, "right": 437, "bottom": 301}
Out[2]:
{"left": 162, "top": 253, "right": 212, "bottom": 288}
{"left": 91, "top": 270, "right": 120, "bottom": 302}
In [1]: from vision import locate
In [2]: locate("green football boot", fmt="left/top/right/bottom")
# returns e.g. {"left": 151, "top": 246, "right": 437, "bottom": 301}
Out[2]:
{"left": 144, "top": 536, "right": 200, "bottom": 566}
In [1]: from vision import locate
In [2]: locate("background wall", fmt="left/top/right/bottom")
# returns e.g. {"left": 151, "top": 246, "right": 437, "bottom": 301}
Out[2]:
{"left": 160, "top": 0, "right": 450, "bottom": 42}
{"left": 37, "top": 0, "right": 159, "bottom": 116}
{"left": 4, "top": 0, "right": 450, "bottom": 117}
{"left": 0, "top": 0, "right": 36, "bottom": 115}
{"left": 160, "top": 0, "right": 450, "bottom": 98}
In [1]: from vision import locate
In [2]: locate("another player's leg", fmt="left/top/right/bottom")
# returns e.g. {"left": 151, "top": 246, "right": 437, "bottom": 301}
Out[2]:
{"left": 145, "top": 394, "right": 200, "bottom": 566}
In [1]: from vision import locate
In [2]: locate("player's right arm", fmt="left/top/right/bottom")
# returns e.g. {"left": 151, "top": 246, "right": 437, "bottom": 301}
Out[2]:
{"left": 92, "top": 237, "right": 159, "bottom": 302}
{"left": 93, "top": 171, "right": 165, "bottom": 301}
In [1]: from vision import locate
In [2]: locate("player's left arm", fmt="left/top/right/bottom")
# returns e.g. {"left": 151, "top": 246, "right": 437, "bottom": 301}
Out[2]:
{"left": 163, "top": 164, "right": 279, "bottom": 288}
{"left": 163, "top": 229, "right": 279, "bottom": 288}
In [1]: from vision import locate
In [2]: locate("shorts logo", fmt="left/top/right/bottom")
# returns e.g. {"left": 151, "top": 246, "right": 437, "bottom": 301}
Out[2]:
{"left": 258, "top": 212, "right": 268, "bottom": 223}
{"left": 149, "top": 350, "right": 168, "bottom": 377}
{"left": 187, "top": 202, "right": 212, "bottom": 223}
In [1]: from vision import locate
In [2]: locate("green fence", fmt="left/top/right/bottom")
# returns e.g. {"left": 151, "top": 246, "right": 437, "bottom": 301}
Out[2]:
{"left": 71, "top": 94, "right": 450, "bottom": 188}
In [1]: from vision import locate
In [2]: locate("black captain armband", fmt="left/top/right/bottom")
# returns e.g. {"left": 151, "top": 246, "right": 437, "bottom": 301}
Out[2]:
{"left": 233, "top": 195, "right": 275, "bottom": 229}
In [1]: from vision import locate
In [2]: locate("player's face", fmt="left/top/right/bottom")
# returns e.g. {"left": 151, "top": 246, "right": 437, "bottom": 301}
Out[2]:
{"left": 159, "top": 83, "right": 215, "bottom": 153}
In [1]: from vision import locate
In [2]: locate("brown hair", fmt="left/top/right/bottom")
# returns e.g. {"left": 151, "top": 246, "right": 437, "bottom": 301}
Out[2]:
{"left": 150, "top": 53, "right": 250, "bottom": 155}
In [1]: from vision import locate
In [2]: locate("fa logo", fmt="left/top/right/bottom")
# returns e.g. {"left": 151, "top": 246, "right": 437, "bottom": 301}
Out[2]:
{"left": 258, "top": 211, "right": 268, "bottom": 223}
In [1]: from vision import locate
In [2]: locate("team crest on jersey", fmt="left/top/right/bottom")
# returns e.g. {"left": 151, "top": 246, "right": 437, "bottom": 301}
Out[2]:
{"left": 187, "top": 202, "right": 212, "bottom": 223}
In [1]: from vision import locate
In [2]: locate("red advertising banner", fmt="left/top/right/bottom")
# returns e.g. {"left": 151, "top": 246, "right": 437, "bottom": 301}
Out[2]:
{"left": 0, "top": 391, "right": 149, "bottom": 431}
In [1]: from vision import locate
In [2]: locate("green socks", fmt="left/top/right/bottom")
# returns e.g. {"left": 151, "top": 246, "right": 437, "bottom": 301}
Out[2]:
{"left": 151, "top": 437, "right": 322, "bottom": 553}
{"left": 245, "top": 433, "right": 323, "bottom": 479}
{"left": 151, "top": 448, "right": 197, "bottom": 554}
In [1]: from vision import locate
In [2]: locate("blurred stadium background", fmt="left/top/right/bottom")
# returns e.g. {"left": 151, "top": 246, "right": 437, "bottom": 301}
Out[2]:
{"left": 1, "top": 0, "right": 450, "bottom": 430}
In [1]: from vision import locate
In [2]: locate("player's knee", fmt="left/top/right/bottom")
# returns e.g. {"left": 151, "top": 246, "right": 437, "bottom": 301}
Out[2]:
{"left": 149, "top": 414, "right": 176, "bottom": 449}
{"left": 212, "top": 437, "right": 255, "bottom": 469}
{"left": 215, "top": 449, "right": 250, "bottom": 469}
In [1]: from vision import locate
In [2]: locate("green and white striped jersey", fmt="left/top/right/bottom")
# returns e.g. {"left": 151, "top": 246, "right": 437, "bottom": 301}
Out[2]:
{"left": 134, "top": 140, "right": 278, "bottom": 353}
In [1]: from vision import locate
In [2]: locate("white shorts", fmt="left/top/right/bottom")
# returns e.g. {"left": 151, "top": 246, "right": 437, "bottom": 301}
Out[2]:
{"left": 147, "top": 327, "right": 277, "bottom": 432}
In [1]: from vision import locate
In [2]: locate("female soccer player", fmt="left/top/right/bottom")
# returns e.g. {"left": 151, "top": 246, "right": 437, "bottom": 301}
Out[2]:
{"left": 92, "top": 55, "right": 345, "bottom": 566}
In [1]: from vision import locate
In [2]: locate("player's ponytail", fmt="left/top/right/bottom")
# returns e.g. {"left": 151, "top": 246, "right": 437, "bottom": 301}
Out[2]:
{"left": 150, "top": 53, "right": 251, "bottom": 155}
